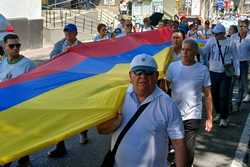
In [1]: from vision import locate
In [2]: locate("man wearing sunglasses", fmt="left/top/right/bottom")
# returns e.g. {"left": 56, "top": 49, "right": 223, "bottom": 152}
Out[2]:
{"left": 1, "top": 34, "right": 35, "bottom": 167}
{"left": 0, "top": 34, "right": 35, "bottom": 82}
{"left": 97, "top": 54, "right": 187, "bottom": 167}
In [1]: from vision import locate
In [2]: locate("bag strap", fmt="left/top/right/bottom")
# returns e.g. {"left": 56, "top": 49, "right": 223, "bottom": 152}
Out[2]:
{"left": 111, "top": 102, "right": 151, "bottom": 156}
{"left": 216, "top": 39, "right": 225, "bottom": 64}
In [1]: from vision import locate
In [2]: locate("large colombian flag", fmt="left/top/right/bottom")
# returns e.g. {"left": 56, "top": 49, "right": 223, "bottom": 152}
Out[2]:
{"left": 0, "top": 27, "right": 173, "bottom": 165}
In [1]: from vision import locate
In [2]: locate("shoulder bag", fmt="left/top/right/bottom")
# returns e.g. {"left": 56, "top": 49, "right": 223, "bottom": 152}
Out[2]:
{"left": 216, "top": 39, "right": 235, "bottom": 77}
{"left": 101, "top": 102, "right": 151, "bottom": 167}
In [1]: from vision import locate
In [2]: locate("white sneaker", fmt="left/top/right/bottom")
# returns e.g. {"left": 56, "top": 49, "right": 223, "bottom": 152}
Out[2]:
{"left": 242, "top": 94, "right": 250, "bottom": 102}
{"left": 219, "top": 119, "right": 228, "bottom": 127}
{"left": 213, "top": 114, "right": 220, "bottom": 123}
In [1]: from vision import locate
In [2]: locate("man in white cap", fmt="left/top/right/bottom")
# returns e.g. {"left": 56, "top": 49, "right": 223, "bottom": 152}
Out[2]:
{"left": 230, "top": 18, "right": 250, "bottom": 107}
{"left": 97, "top": 54, "right": 187, "bottom": 167}
{"left": 200, "top": 23, "right": 239, "bottom": 127}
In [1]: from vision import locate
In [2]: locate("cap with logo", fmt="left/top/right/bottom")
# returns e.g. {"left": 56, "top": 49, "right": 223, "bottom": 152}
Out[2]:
{"left": 130, "top": 53, "right": 158, "bottom": 72}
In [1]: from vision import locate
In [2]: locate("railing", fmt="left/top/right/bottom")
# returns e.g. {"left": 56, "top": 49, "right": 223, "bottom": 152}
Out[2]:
{"left": 43, "top": 9, "right": 99, "bottom": 34}
{"left": 98, "top": 8, "right": 118, "bottom": 31}
{"left": 44, "top": 0, "right": 98, "bottom": 10}
{"left": 42, "top": 0, "right": 118, "bottom": 34}
{"left": 67, "top": 14, "right": 99, "bottom": 34}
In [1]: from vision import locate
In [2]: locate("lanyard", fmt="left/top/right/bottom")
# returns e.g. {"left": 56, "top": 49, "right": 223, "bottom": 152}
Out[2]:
{"left": 216, "top": 39, "right": 227, "bottom": 65}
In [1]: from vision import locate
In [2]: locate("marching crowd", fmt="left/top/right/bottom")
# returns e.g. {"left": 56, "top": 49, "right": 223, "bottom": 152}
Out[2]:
{"left": 0, "top": 14, "right": 250, "bottom": 167}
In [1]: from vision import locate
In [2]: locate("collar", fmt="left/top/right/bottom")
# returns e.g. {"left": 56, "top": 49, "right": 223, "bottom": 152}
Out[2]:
{"left": 63, "top": 39, "right": 79, "bottom": 47}
{"left": 7, "top": 55, "right": 24, "bottom": 64}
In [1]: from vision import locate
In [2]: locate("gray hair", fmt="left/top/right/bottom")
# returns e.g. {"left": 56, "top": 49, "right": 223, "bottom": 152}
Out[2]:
{"left": 182, "top": 39, "right": 199, "bottom": 53}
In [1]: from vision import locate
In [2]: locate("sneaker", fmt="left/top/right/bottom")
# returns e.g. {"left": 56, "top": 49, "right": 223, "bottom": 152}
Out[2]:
{"left": 219, "top": 119, "right": 228, "bottom": 127}
{"left": 213, "top": 114, "right": 220, "bottom": 123}
{"left": 79, "top": 133, "right": 89, "bottom": 144}
{"left": 242, "top": 94, "right": 250, "bottom": 103}
{"left": 17, "top": 156, "right": 31, "bottom": 167}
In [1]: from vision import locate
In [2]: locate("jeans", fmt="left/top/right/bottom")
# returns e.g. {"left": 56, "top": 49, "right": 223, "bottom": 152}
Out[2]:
{"left": 238, "top": 61, "right": 249, "bottom": 106}
{"left": 210, "top": 71, "right": 231, "bottom": 119}
{"left": 183, "top": 119, "right": 201, "bottom": 167}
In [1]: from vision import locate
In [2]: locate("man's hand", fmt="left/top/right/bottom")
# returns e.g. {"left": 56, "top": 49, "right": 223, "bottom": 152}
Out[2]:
{"left": 205, "top": 118, "right": 213, "bottom": 132}
{"left": 203, "top": 86, "right": 213, "bottom": 133}
{"left": 96, "top": 112, "right": 122, "bottom": 134}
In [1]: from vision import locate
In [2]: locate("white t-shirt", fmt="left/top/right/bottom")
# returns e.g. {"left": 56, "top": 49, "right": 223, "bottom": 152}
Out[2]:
{"left": 200, "top": 37, "right": 238, "bottom": 74}
{"left": 230, "top": 33, "right": 250, "bottom": 61}
{"left": 0, "top": 56, "right": 35, "bottom": 82}
{"left": 167, "top": 61, "right": 211, "bottom": 121}
{"left": 111, "top": 85, "right": 184, "bottom": 167}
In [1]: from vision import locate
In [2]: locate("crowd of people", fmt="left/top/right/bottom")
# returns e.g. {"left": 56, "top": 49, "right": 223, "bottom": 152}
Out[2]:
{"left": 0, "top": 14, "right": 250, "bottom": 167}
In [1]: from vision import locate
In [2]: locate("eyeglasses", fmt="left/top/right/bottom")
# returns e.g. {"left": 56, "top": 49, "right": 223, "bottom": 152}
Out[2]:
{"left": 133, "top": 69, "right": 155, "bottom": 76}
{"left": 8, "top": 43, "right": 21, "bottom": 49}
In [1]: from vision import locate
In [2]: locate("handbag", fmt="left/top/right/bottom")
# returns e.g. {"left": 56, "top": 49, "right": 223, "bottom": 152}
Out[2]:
{"left": 101, "top": 102, "right": 151, "bottom": 167}
{"left": 224, "top": 64, "right": 235, "bottom": 77}
{"left": 216, "top": 39, "right": 235, "bottom": 77}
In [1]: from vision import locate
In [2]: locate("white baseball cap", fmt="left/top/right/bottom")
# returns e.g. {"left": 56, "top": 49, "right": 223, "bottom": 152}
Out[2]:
{"left": 130, "top": 53, "right": 158, "bottom": 72}
{"left": 238, "top": 16, "right": 248, "bottom": 21}
{"left": 212, "top": 23, "right": 226, "bottom": 34}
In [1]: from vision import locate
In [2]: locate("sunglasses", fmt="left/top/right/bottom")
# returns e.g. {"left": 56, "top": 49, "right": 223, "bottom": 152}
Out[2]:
{"left": 133, "top": 69, "right": 155, "bottom": 76}
{"left": 8, "top": 43, "right": 21, "bottom": 49}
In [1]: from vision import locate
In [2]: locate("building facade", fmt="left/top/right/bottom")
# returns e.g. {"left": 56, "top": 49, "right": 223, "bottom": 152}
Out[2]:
{"left": 0, "top": 0, "right": 43, "bottom": 49}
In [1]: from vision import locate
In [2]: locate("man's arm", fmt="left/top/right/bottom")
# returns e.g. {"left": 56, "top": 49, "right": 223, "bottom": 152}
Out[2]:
{"left": 203, "top": 86, "right": 213, "bottom": 132}
{"left": 171, "top": 138, "right": 188, "bottom": 167}
{"left": 49, "top": 40, "right": 64, "bottom": 59}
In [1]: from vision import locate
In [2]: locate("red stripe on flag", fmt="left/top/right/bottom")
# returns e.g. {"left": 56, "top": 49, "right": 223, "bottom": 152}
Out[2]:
{"left": 0, "top": 52, "right": 87, "bottom": 88}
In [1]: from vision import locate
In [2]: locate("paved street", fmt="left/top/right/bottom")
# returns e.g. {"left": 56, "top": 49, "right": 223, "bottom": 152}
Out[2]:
{"left": 2, "top": 48, "right": 249, "bottom": 167}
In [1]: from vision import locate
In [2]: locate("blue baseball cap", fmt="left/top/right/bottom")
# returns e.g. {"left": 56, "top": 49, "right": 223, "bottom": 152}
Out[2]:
{"left": 212, "top": 23, "right": 226, "bottom": 34}
{"left": 64, "top": 24, "right": 77, "bottom": 32}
